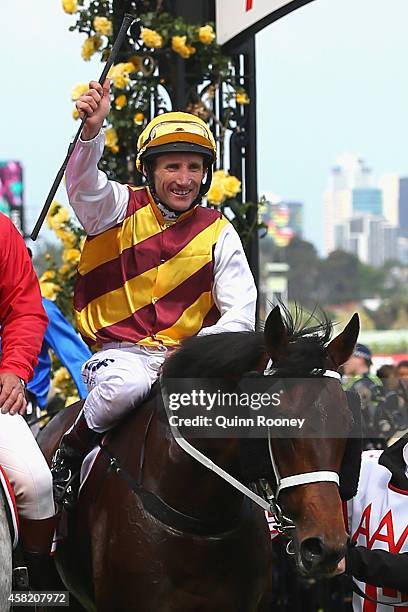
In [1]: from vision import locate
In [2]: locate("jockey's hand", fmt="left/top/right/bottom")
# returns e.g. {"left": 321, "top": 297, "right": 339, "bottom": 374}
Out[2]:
{"left": 77, "top": 79, "right": 111, "bottom": 141}
{"left": 0, "top": 372, "right": 27, "bottom": 416}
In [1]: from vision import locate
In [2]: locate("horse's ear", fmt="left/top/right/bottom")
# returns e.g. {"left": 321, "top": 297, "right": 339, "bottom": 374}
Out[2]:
{"left": 327, "top": 313, "right": 360, "bottom": 367}
{"left": 264, "top": 306, "right": 289, "bottom": 361}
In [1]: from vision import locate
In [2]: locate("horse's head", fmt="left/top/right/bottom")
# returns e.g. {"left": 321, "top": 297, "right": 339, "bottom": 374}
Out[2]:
{"left": 263, "top": 305, "right": 360, "bottom": 577}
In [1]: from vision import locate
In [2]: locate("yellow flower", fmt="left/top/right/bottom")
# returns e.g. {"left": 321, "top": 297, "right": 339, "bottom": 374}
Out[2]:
{"left": 223, "top": 176, "right": 241, "bottom": 198}
{"left": 71, "top": 83, "right": 88, "bottom": 101}
{"left": 114, "top": 94, "right": 127, "bottom": 110}
{"left": 107, "top": 63, "right": 134, "bottom": 89}
{"left": 72, "top": 107, "right": 79, "bottom": 120}
{"left": 65, "top": 394, "right": 80, "bottom": 407}
{"left": 105, "top": 127, "right": 119, "bottom": 153}
{"left": 93, "top": 16, "right": 113, "bottom": 37}
{"left": 40, "top": 270, "right": 55, "bottom": 282}
{"left": 47, "top": 207, "right": 70, "bottom": 231}
{"left": 59, "top": 264, "right": 71, "bottom": 275}
{"left": 62, "top": 248, "right": 81, "bottom": 264}
{"left": 133, "top": 112, "right": 145, "bottom": 125}
{"left": 207, "top": 184, "right": 225, "bottom": 206}
{"left": 115, "top": 75, "right": 129, "bottom": 89}
{"left": 172, "top": 36, "right": 186, "bottom": 53}
{"left": 40, "top": 281, "right": 60, "bottom": 301}
{"left": 198, "top": 25, "right": 215, "bottom": 45}
{"left": 141, "top": 28, "right": 163, "bottom": 49}
{"left": 62, "top": 0, "right": 77, "bottom": 14}
{"left": 55, "top": 228, "right": 76, "bottom": 248}
{"left": 48, "top": 200, "right": 61, "bottom": 217}
{"left": 53, "top": 367, "right": 70, "bottom": 387}
{"left": 171, "top": 36, "right": 195, "bottom": 59}
{"left": 236, "top": 91, "right": 250, "bottom": 105}
{"left": 81, "top": 36, "right": 102, "bottom": 61}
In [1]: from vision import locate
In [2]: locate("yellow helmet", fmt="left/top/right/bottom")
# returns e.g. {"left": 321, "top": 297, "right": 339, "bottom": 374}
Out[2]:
{"left": 136, "top": 111, "right": 217, "bottom": 173}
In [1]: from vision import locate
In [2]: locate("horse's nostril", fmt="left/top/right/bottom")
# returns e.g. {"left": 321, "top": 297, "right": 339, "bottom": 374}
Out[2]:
{"left": 300, "top": 537, "right": 325, "bottom": 570}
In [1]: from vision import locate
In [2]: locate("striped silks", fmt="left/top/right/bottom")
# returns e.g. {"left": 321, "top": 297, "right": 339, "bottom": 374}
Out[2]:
{"left": 74, "top": 186, "right": 227, "bottom": 347}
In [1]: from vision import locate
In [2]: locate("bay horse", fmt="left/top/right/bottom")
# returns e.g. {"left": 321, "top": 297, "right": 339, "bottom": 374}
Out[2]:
{"left": 38, "top": 305, "right": 360, "bottom": 612}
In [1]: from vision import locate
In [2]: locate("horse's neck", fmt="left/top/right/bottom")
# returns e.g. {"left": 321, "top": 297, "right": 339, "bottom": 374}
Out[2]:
{"left": 144, "top": 424, "right": 245, "bottom": 521}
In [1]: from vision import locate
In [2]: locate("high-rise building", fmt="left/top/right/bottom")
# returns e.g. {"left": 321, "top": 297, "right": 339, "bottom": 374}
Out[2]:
{"left": 399, "top": 177, "right": 408, "bottom": 237}
{"left": 352, "top": 188, "right": 382, "bottom": 216}
{"left": 378, "top": 173, "right": 399, "bottom": 226}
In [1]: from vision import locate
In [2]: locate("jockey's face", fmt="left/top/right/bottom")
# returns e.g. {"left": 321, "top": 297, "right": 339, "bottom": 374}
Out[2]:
{"left": 152, "top": 152, "right": 206, "bottom": 212}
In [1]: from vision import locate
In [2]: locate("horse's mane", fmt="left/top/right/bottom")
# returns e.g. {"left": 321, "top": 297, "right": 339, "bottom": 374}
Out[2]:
{"left": 162, "top": 304, "right": 333, "bottom": 380}
{"left": 270, "top": 303, "right": 333, "bottom": 377}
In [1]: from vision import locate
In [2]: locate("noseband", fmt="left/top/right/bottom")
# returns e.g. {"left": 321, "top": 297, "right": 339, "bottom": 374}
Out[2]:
{"left": 160, "top": 369, "right": 344, "bottom": 538}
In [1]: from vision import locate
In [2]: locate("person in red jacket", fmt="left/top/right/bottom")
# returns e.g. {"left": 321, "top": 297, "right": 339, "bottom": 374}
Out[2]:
{"left": 0, "top": 212, "right": 56, "bottom": 589}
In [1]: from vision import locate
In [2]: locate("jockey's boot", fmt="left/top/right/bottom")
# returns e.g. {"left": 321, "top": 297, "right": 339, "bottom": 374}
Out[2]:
{"left": 52, "top": 412, "right": 100, "bottom": 510}
{"left": 19, "top": 514, "right": 59, "bottom": 591}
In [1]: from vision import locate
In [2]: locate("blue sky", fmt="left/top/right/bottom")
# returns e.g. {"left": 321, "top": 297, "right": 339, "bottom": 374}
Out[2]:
{"left": 2, "top": 0, "right": 408, "bottom": 252}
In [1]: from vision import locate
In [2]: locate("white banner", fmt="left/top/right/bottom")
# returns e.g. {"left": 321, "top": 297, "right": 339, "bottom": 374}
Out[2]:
{"left": 216, "top": 0, "right": 299, "bottom": 45}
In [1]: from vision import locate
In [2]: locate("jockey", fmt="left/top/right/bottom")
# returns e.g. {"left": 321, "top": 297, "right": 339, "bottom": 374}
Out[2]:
{"left": 52, "top": 79, "right": 257, "bottom": 506}
{"left": 0, "top": 213, "right": 56, "bottom": 588}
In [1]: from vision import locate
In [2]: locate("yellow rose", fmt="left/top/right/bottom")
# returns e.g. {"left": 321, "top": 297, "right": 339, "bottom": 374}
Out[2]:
{"left": 81, "top": 36, "right": 101, "bottom": 61}
{"left": 40, "top": 270, "right": 55, "bottom": 282}
{"left": 114, "top": 94, "right": 127, "bottom": 110}
{"left": 71, "top": 83, "right": 88, "bottom": 101}
{"left": 172, "top": 36, "right": 187, "bottom": 53}
{"left": 114, "top": 75, "right": 129, "bottom": 89}
{"left": 223, "top": 175, "right": 241, "bottom": 198}
{"left": 48, "top": 200, "right": 61, "bottom": 217}
{"left": 93, "top": 16, "right": 113, "bottom": 36}
{"left": 62, "top": 0, "right": 77, "bottom": 14}
{"left": 105, "top": 127, "right": 119, "bottom": 153}
{"left": 62, "top": 248, "right": 81, "bottom": 264}
{"left": 65, "top": 394, "right": 80, "bottom": 407}
{"left": 141, "top": 28, "right": 163, "bottom": 49}
{"left": 40, "top": 281, "right": 59, "bottom": 301}
{"left": 236, "top": 91, "right": 250, "bottom": 105}
{"left": 47, "top": 208, "right": 70, "bottom": 231}
{"left": 171, "top": 36, "right": 195, "bottom": 58}
{"left": 72, "top": 107, "right": 79, "bottom": 120}
{"left": 198, "top": 25, "right": 215, "bottom": 45}
{"left": 59, "top": 264, "right": 71, "bottom": 276}
{"left": 55, "top": 228, "right": 76, "bottom": 248}
{"left": 53, "top": 367, "right": 70, "bottom": 386}
{"left": 207, "top": 184, "right": 225, "bottom": 206}
{"left": 133, "top": 112, "right": 145, "bottom": 125}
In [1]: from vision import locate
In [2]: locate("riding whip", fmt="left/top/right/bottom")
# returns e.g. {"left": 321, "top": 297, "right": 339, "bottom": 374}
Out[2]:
{"left": 30, "top": 12, "right": 135, "bottom": 240}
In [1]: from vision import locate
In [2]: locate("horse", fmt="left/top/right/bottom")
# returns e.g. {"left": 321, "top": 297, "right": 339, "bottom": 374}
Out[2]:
{"left": 38, "top": 305, "right": 360, "bottom": 612}
{"left": 0, "top": 485, "right": 12, "bottom": 611}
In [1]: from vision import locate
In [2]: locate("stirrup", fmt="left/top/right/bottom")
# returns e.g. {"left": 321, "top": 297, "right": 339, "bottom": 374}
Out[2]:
{"left": 51, "top": 449, "right": 80, "bottom": 511}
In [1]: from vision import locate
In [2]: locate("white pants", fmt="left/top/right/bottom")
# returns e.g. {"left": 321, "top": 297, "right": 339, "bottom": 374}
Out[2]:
{"left": 0, "top": 412, "right": 54, "bottom": 519}
{"left": 82, "top": 344, "right": 169, "bottom": 433}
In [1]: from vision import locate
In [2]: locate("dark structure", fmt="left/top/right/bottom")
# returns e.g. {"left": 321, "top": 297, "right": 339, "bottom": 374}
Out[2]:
{"left": 111, "top": 0, "right": 259, "bottom": 280}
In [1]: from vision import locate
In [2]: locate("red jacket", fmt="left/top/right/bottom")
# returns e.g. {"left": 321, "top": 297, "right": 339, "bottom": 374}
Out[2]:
{"left": 0, "top": 213, "right": 48, "bottom": 382}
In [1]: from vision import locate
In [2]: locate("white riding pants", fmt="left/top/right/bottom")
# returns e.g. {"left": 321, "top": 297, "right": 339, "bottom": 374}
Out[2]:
{"left": 81, "top": 344, "right": 169, "bottom": 433}
{"left": 0, "top": 412, "right": 54, "bottom": 519}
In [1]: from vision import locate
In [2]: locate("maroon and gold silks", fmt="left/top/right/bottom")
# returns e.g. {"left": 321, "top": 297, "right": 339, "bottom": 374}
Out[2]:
{"left": 74, "top": 187, "right": 228, "bottom": 347}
